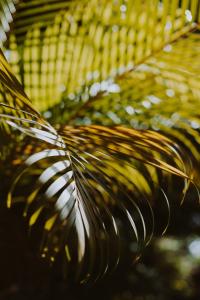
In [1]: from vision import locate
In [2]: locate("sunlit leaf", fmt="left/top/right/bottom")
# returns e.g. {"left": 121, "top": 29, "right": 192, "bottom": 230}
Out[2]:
{"left": 0, "top": 0, "right": 200, "bottom": 284}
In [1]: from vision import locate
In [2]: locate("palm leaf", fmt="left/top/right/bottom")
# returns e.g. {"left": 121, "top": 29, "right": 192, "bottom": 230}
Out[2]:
{"left": 3, "top": 0, "right": 200, "bottom": 111}
{"left": 5, "top": 125, "right": 192, "bottom": 282}
{"left": 0, "top": 0, "right": 200, "bottom": 283}
{"left": 66, "top": 28, "right": 200, "bottom": 179}
{"left": 0, "top": 0, "right": 18, "bottom": 46}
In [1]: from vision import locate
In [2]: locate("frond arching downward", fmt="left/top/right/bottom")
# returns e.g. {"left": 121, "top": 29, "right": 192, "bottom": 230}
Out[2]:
{"left": 5, "top": 124, "right": 193, "bottom": 282}
{"left": 0, "top": 0, "right": 200, "bottom": 284}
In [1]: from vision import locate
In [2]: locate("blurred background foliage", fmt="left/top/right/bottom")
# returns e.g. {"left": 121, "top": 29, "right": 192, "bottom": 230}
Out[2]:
{"left": 0, "top": 0, "right": 200, "bottom": 299}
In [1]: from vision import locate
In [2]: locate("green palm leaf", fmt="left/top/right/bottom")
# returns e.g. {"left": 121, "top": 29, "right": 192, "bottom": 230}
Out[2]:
{"left": 0, "top": 0, "right": 200, "bottom": 283}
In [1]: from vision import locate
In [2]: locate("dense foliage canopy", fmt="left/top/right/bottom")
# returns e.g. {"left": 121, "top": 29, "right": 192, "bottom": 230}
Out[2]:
{"left": 0, "top": 0, "right": 200, "bottom": 291}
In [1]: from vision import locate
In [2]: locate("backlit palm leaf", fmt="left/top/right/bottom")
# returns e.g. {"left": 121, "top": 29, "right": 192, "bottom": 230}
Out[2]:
{"left": 66, "top": 29, "right": 200, "bottom": 180}
{"left": 4, "top": 0, "right": 200, "bottom": 111}
{"left": 0, "top": 48, "right": 193, "bottom": 282}
{"left": 0, "top": 0, "right": 200, "bottom": 283}
{"left": 5, "top": 125, "right": 192, "bottom": 282}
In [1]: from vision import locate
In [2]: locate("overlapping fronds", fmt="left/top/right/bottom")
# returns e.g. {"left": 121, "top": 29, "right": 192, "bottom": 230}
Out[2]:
{"left": 4, "top": 0, "right": 200, "bottom": 111}
{"left": 0, "top": 0, "right": 200, "bottom": 284}
{"left": 5, "top": 125, "right": 192, "bottom": 282}
{"left": 64, "top": 30, "right": 200, "bottom": 126}
{"left": 0, "top": 0, "right": 18, "bottom": 46}
{"left": 64, "top": 29, "right": 200, "bottom": 180}
{"left": 0, "top": 46, "right": 194, "bottom": 282}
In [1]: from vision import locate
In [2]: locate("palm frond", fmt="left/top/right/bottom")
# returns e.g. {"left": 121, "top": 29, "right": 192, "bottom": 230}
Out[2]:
{"left": 0, "top": 0, "right": 18, "bottom": 46}
{"left": 65, "top": 28, "right": 200, "bottom": 180}
{"left": 6, "top": 124, "right": 193, "bottom": 282}
{"left": 0, "top": 0, "right": 200, "bottom": 284}
{"left": 0, "top": 44, "right": 194, "bottom": 281}
{"left": 4, "top": 0, "right": 200, "bottom": 111}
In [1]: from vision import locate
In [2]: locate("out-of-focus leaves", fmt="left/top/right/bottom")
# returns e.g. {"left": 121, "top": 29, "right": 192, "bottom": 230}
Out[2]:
{"left": 61, "top": 29, "right": 200, "bottom": 182}
{"left": 0, "top": 0, "right": 18, "bottom": 46}
{"left": 0, "top": 0, "right": 200, "bottom": 284}
{"left": 0, "top": 44, "right": 194, "bottom": 282}
{"left": 4, "top": 0, "right": 199, "bottom": 111}
{"left": 0, "top": 47, "right": 65, "bottom": 158}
